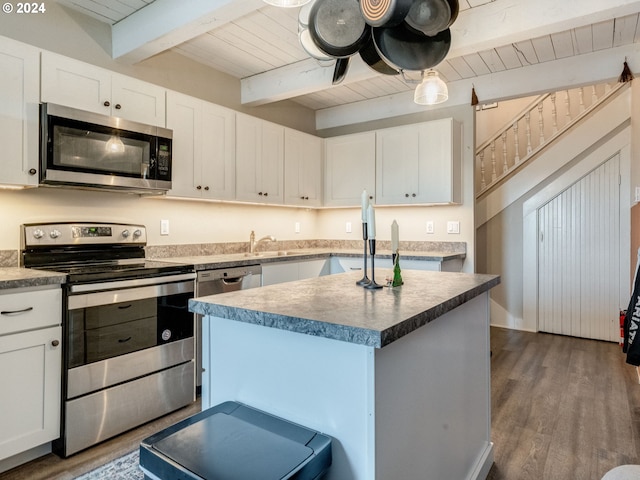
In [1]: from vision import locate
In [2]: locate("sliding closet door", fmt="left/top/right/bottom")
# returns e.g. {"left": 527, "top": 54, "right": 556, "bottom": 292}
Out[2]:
{"left": 538, "top": 154, "right": 620, "bottom": 341}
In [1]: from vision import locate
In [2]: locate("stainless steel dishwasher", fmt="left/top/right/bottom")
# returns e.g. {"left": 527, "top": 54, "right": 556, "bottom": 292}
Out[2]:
{"left": 195, "top": 264, "right": 262, "bottom": 387}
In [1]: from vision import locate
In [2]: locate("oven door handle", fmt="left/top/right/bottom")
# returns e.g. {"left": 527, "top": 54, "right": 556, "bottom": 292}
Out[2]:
{"left": 1, "top": 306, "right": 34, "bottom": 315}
{"left": 68, "top": 279, "right": 194, "bottom": 310}
{"left": 69, "top": 272, "right": 196, "bottom": 293}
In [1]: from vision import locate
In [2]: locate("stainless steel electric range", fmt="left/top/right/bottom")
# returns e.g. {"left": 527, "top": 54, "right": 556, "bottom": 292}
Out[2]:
{"left": 21, "top": 222, "right": 196, "bottom": 457}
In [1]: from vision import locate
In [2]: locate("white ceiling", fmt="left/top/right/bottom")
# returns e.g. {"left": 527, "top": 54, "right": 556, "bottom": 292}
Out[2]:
{"left": 57, "top": 0, "right": 640, "bottom": 128}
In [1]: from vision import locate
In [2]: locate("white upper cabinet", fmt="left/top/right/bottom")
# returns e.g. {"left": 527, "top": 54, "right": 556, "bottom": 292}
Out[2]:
{"left": 166, "top": 91, "right": 235, "bottom": 200}
{"left": 40, "top": 52, "right": 166, "bottom": 127}
{"left": 284, "top": 129, "right": 322, "bottom": 207}
{"left": 0, "top": 36, "right": 39, "bottom": 187}
{"left": 376, "top": 118, "right": 462, "bottom": 205}
{"left": 324, "top": 131, "right": 376, "bottom": 207}
{"left": 236, "top": 113, "right": 284, "bottom": 205}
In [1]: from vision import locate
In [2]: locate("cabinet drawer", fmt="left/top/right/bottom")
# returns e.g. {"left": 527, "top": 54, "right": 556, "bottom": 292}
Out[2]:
{"left": 0, "top": 287, "right": 62, "bottom": 336}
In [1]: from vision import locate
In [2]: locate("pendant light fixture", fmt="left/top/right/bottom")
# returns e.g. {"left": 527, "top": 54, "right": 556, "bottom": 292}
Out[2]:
{"left": 105, "top": 136, "right": 125, "bottom": 154}
{"left": 263, "top": 0, "right": 310, "bottom": 7}
{"left": 414, "top": 70, "right": 448, "bottom": 105}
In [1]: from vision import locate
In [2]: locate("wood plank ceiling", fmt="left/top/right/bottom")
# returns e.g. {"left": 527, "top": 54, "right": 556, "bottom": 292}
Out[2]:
{"left": 57, "top": 0, "right": 640, "bottom": 111}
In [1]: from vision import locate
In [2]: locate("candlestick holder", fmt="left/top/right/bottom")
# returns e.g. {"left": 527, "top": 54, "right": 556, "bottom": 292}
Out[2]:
{"left": 365, "top": 239, "right": 383, "bottom": 289}
{"left": 356, "top": 222, "right": 370, "bottom": 286}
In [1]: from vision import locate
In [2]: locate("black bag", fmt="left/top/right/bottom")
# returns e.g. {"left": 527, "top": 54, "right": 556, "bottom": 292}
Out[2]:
{"left": 623, "top": 262, "right": 640, "bottom": 366}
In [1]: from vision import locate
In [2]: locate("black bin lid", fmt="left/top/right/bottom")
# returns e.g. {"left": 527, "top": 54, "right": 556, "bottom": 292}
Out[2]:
{"left": 141, "top": 401, "right": 332, "bottom": 480}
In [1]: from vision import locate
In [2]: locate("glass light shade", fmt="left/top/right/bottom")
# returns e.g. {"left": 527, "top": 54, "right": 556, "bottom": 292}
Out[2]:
{"left": 263, "top": 0, "right": 311, "bottom": 7}
{"left": 414, "top": 70, "right": 449, "bottom": 105}
{"left": 106, "top": 136, "right": 125, "bottom": 153}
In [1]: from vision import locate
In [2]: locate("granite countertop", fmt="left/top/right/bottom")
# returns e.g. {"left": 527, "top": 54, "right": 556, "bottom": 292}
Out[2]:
{"left": 0, "top": 268, "right": 66, "bottom": 290}
{"left": 190, "top": 269, "right": 500, "bottom": 348}
{"left": 159, "top": 248, "right": 465, "bottom": 270}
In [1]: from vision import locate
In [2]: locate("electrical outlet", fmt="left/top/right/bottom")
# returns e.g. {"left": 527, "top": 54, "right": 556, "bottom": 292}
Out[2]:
{"left": 160, "top": 219, "right": 170, "bottom": 236}
{"left": 295, "top": 222, "right": 301, "bottom": 234}
{"left": 426, "top": 221, "right": 434, "bottom": 234}
{"left": 447, "top": 221, "right": 460, "bottom": 234}
{"left": 346, "top": 222, "right": 352, "bottom": 233}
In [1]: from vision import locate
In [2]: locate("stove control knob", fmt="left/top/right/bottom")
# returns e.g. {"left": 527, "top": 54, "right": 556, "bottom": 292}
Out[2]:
{"left": 49, "top": 229, "right": 61, "bottom": 239}
{"left": 121, "top": 229, "right": 130, "bottom": 238}
{"left": 33, "top": 229, "right": 44, "bottom": 239}
{"left": 133, "top": 229, "right": 142, "bottom": 238}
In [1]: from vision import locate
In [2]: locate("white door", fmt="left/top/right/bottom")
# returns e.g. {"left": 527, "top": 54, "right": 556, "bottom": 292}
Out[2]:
{"left": 538, "top": 154, "right": 620, "bottom": 341}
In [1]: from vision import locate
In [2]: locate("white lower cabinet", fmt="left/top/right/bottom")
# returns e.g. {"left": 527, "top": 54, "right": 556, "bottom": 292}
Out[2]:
{"left": 0, "top": 287, "right": 62, "bottom": 463}
{"left": 329, "top": 256, "right": 456, "bottom": 274}
{"left": 262, "top": 259, "right": 330, "bottom": 286}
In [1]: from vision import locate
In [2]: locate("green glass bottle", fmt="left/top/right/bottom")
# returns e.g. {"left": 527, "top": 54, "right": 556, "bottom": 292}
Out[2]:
{"left": 392, "top": 252, "right": 403, "bottom": 287}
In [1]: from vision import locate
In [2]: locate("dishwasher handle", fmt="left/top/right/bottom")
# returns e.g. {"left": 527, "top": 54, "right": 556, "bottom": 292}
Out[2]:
{"left": 222, "top": 276, "right": 244, "bottom": 285}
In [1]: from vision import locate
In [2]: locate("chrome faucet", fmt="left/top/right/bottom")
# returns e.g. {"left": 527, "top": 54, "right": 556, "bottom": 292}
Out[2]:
{"left": 249, "top": 230, "right": 276, "bottom": 254}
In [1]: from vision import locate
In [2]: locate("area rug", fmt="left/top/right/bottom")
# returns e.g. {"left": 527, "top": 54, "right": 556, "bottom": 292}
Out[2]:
{"left": 74, "top": 450, "right": 144, "bottom": 480}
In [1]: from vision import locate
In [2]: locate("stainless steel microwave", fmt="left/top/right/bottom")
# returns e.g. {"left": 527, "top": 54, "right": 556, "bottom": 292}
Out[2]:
{"left": 39, "top": 103, "right": 172, "bottom": 194}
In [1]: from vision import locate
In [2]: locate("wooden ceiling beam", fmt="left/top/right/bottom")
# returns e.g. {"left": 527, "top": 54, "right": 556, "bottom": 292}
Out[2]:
{"left": 315, "top": 44, "right": 640, "bottom": 130}
{"left": 111, "top": 0, "right": 264, "bottom": 64}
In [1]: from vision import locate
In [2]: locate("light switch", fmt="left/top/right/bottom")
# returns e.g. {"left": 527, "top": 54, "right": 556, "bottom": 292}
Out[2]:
{"left": 295, "top": 222, "right": 301, "bottom": 233}
{"left": 447, "top": 221, "right": 460, "bottom": 234}
{"left": 346, "top": 222, "right": 352, "bottom": 233}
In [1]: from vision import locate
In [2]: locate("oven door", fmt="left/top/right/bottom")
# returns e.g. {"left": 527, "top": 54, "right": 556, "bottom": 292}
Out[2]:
{"left": 65, "top": 275, "right": 194, "bottom": 399}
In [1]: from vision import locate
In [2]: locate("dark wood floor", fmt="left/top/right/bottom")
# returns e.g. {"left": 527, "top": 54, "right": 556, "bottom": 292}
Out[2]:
{"left": 487, "top": 327, "right": 640, "bottom": 480}
{"left": 2, "top": 328, "right": 640, "bottom": 480}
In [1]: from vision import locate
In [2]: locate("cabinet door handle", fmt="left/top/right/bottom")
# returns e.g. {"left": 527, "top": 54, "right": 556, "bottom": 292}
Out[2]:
{"left": 51, "top": 340, "right": 60, "bottom": 347}
{"left": 28, "top": 168, "right": 37, "bottom": 175}
{"left": 1, "top": 306, "right": 34, "bottom": 315}
{"left": 405, "top": 193, "right": 409, "bottom": 197}
{"left": 196, "top": 185, "right": 202, "bottom": 190}
{"left": 264, "top": 192, "right": 268, "bottom": 197}
{"left": 412, "top": 193, "right": 416, "bottom": 197}
{"left": 118, "top": 336, "right": 132, "bottom": 343}
{"left": 118, "top": 304, "right": 133, "bottom": 310}
{"left": 204, "top": 186, "right": 210, "bottom": 191}
{"left": 115, "top": 104, "right": 122, "bottom": 110}
{"left": 103, "top": 101, "right": 110, "bottom": 107}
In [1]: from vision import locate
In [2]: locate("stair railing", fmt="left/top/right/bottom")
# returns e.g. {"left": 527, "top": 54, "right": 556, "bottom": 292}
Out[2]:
{"left": 476, "top": 82, "right": 624, "bottom": 198}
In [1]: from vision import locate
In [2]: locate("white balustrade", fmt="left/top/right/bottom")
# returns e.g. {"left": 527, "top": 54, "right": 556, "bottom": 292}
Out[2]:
{"left": 475, "top": 81, "right": 621, "bottom": 197}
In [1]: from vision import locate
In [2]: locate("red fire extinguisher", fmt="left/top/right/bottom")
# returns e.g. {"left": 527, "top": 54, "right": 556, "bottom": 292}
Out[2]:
{"left": 620, "top": 310, "right": 626, "bottom": 348}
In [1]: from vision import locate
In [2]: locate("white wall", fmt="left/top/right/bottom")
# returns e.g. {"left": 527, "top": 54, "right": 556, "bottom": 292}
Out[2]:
{"left": 0, "top": 188, "right": 319, "bottom": 250}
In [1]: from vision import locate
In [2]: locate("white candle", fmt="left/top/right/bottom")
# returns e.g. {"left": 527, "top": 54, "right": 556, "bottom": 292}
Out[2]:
{"left": 361, "top": 190, "right": 369, "bottom": 222}
{"left": 391, "top": 220, "right": 399, "bottom": 252}
{"left": 367, "top": 204, "right": 376, "bottom": 239}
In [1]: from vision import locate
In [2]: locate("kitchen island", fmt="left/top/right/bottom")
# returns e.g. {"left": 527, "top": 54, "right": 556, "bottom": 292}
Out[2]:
{"left": 190, "top": 269, "right": 500, "bottom": 480}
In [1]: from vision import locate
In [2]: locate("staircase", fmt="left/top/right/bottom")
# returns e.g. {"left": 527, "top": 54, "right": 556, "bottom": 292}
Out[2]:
{"left": 475, "top": 81, "right": 626, "bottom": 198}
